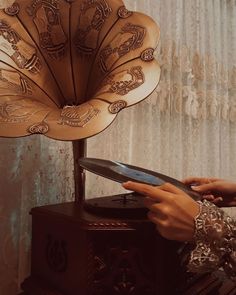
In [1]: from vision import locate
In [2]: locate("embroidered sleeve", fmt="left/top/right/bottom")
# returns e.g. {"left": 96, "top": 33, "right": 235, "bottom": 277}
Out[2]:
{"left": 187, "top": 200, "right": 236, "bottom": 281}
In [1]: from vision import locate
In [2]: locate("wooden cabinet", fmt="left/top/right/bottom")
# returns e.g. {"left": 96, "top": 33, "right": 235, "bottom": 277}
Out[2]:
{"left": 21, "top": 199, "right": 235, "bottom": 295}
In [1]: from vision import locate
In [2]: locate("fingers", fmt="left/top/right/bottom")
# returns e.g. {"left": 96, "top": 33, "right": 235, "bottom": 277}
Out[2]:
{"left": 147, "top": 211, "right": 161, "bottom": 225}
{"left": 191, "top": 182, "right": 218, "bottom": 193}
{"left": 122, "top": 181, "right": 182, "bottom": 202}
{"left": 160, "top": 182, "right": 187, "bottom": 195}
{"left": 122, "top": 181, "right": 170, "bottom": 202}
{"left": 143, "top": 197, "right": 156, "bottom": 209}
{"left": 201, "top": 194, "right": 215, "bottom": 201}
{"left": 202, "top": 194, "right": 223, "bottom": 203}
{"left": 147, "top": 209, "right": 196, "bottom": 242}
{"left": 145, "top": 201, "right": 166, "bottom": 219}
{"left": 182, "top": 177, "right": 211, "bottom": 185}
{"left": 123, "top": 182, "right": 199, "bottom": 242}
{"left": 147, "top": 210, "right": 161, "bottom": 221}
{"left": 211, "top": 196, "right": 223, "bottom": 203}
{"left": 182, "top": 177, "right": 220, "bottom": 185}
{"left": 143, "top": 197, "right": 165, "bottom": 216}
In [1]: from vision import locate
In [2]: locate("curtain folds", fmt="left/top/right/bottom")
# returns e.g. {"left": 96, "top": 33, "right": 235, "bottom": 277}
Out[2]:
{"left": 86, "top": 0, "right": 236, "bottom": 201}
{"left": 0, "top": 0, "right": 235, "bottom": 294}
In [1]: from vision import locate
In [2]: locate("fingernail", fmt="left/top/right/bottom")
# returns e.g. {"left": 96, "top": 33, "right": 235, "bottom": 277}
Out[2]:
{"left": 191, "top": 185, "right": 200, "bottom": 190}
{"left": 203, "top": 194, "right": 214, "bottom": 200}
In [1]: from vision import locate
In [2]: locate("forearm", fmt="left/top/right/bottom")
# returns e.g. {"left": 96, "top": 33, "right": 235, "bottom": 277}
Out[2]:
{"left": 187, "top": 200, "right": 236, "bottom": 280}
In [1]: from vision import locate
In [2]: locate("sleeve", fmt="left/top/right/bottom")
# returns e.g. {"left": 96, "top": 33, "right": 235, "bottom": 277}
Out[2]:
{"left": 187, "top": 200, "right": 236, "bottom": 281}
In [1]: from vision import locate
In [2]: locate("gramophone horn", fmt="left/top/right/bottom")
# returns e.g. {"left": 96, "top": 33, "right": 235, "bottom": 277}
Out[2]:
{"left": 0, "top": 0, "right": 160, "bottom": 140}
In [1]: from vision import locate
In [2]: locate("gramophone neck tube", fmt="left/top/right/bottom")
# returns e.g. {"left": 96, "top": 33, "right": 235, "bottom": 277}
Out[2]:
{"left": 72, "top": 140, "right": 87, "bottom": 204}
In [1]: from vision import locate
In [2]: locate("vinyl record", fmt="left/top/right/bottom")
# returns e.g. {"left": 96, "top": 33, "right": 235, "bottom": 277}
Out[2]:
{"left": 79, "top": 157, "right": 201, "bottom": 201}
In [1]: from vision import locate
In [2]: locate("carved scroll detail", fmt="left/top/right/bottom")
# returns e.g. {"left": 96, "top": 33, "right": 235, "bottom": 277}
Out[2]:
{"left": 0, "top": 69, "right": 32, "bottom": 94}
{"left": 0, "top": 99, "right": 49, "bottom": 123}
{"left": 141, "top": 48, "right": 155, "bottom": 62}
{"left": 27, "top": 0, "right": 67, "bottom": 59}
{"left": 4, "top": 2, "right": 20, "bottom": 16}
{"left": 94, "top": 255, "right": 107, "bottom": 273}
{"left": 98, "top": 66, "right": 145, "bottom": 96}
{"left": 117, "top": 6, "right": 133, "bottom": 19}
{"left": 0, "top": 102, "right": 34, "bottom": 123}
{"left": 108, "top": 100, "right": 127, "bottom": 114}
{"left": 0, "top": 20, "right": 41, "bottom": 74}
{"left": 99, "top": 23, "right": 146, "bottom": 72}
{"left": 58, "top": 104, "right": 100, "bottom": 127}
{"left": 92, "top": 247, "right": 155, "bottom": 294}
{"left": 46, "top": 235, "right": 67, "bottom": 273}
{"left": 28, "top": 121, "right": 49, "bottom": 134}
{"left": 74, "top": 0, "right": 112, "bottom": 54}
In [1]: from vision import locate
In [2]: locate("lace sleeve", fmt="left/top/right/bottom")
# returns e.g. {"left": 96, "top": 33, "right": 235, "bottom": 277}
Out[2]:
{"left": 187, "top": 200, "right": 236, "bottom": 281}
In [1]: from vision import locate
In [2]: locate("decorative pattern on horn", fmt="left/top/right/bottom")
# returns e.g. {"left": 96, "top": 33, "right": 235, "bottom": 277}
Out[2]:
{"left": 0, "top": 0, "right": 160, "bottom": 140}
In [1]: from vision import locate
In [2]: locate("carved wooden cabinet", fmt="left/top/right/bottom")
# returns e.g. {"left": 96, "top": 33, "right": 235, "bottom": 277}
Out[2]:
{"left": 21, "top": 198, "right": 236, "bottom": 295}
{"left": 21, "top": 200, "right": 177, "bottom": 295}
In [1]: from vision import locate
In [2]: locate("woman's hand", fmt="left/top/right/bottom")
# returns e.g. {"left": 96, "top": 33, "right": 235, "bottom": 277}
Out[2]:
{"left": 122, "top": 181, "right": 200, "bottom": 242}
{"left": 183, "top": 177, "right": 236, "bottom": 207}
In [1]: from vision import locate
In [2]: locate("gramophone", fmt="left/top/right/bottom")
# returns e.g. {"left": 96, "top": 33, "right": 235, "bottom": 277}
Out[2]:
{"left": 0, "top": 1, "right": 235, "bottom": 294}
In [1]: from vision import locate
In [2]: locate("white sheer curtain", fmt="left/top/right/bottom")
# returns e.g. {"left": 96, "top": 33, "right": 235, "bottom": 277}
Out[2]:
{"left": 0, "top": 0, "right": 236, "bottom": 294}
{"left": 86, "top": 0, "right": 236, "bottom": 221}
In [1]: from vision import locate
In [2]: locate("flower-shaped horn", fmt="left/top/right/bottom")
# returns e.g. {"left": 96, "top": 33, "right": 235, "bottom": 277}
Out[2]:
{"left": 0, "top": 0, "right": 160, "bottom": 140}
